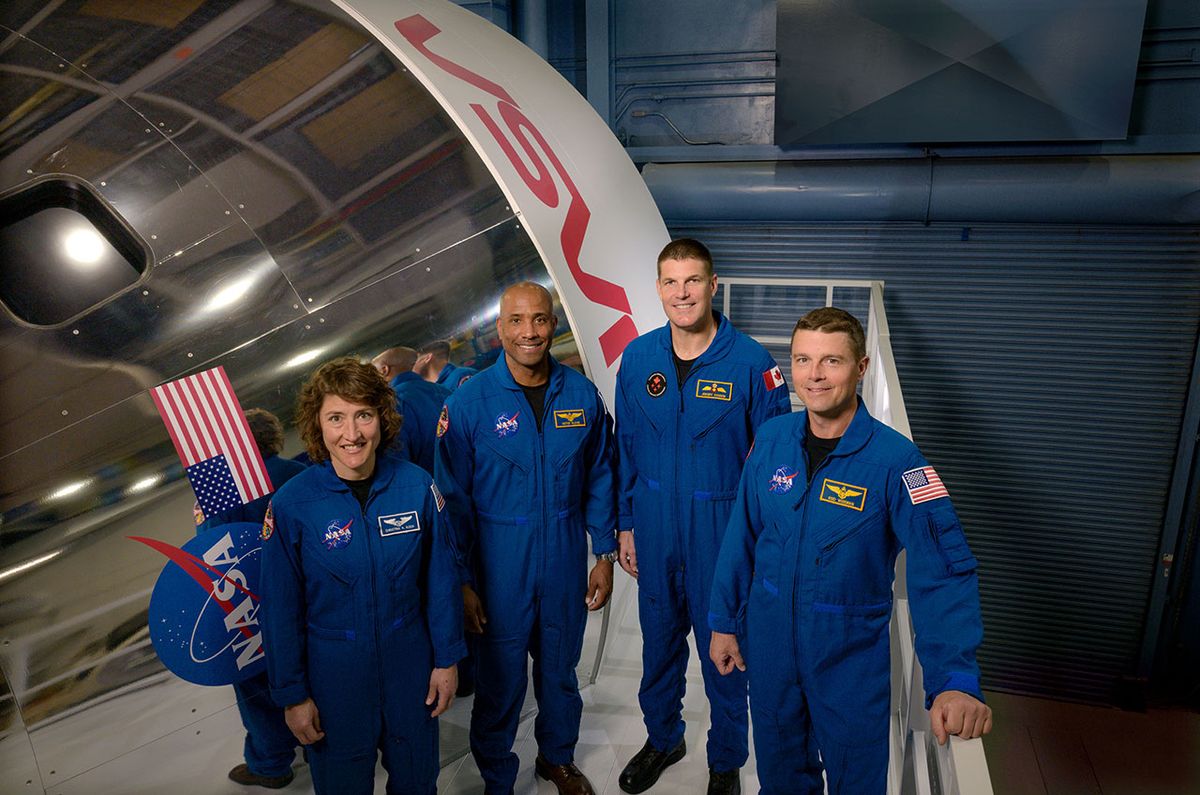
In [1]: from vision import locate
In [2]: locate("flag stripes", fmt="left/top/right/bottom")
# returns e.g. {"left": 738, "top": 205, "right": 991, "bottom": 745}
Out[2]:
{"left": 151, "top": 366, "right": 271, "bottom": 505}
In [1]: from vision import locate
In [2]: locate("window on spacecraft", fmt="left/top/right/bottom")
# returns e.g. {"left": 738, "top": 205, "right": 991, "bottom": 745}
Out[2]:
{"left": 0, "top": 178, "right": 147, "bottom": 325}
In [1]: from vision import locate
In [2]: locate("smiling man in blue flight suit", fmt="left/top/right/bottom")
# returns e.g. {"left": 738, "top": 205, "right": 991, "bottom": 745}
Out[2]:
{"left": 373, "top": 345, "right": 451, "bottom": 474}
{"left": 615, "top": 239, "right": 791, "bottom": 795}
{"left": 435, "top": 281, "right": 618, "bottom": 795}
{"left": 709, "top": 307, "right": 992, "bottom": 794}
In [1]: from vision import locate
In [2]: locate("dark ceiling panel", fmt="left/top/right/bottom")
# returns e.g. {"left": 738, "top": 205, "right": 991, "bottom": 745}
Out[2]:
{"left": 776, "top": 0, "right": 1149, "bottom": 145}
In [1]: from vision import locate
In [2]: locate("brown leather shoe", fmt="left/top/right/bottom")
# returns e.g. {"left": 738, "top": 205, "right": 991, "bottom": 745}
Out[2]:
{"left": 227, "top": 763, "right": 294, "bottom": 789}
{"left": 535, "top": 754, "right": 596, "bottom": 795}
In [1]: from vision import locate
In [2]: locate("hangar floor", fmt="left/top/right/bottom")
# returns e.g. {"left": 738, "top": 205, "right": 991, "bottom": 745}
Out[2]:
{"left": 58, "top": 572, "right": 1198, "bottom": 794}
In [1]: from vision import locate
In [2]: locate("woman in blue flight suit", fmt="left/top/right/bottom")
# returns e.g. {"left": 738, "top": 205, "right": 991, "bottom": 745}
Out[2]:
{"left": 260, "top": 357, "right": 465, "bottom": 795}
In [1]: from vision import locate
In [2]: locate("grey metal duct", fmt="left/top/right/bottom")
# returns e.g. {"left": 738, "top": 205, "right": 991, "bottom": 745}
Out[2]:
{"left": 641, "top": 156, "right": 1200, "bottom": 225}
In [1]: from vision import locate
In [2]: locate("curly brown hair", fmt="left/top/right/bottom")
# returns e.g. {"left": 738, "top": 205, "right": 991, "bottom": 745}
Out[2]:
{"left": 244, "top": 408, "right": 285, "bottom": 458}
{"left": 294, "top": 356, "right": 402, "bottom": 463}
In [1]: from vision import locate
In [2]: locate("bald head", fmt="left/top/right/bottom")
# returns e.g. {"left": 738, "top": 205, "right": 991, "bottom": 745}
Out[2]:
{"left": 496, "top": 282, "right": 557, "bottom": 383}
{"left": 372, "top": 346, "right": 418, "bottom": 380}
{"left": 499, "top": 281, "right": 554, "bottom": 316}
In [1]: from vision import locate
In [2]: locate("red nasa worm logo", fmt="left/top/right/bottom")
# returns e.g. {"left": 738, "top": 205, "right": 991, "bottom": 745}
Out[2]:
{"left": 395, "top": 15, "right": 638, "bottom": 366}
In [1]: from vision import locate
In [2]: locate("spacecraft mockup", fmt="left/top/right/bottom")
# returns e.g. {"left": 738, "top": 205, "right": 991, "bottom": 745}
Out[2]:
{"left": 0, "top": 1, "right": 667, "bottom": 791}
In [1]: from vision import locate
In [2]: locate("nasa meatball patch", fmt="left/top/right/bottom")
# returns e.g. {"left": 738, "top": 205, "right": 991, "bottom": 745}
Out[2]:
{"left": 136, "top": 522, "right": 267, "bottom": 686}
{"left": 494, "top": 411, "right": 520, "bottom": 438}
{"left": 323, "top": 519, "right": 353, "bottom": 550}
{"left": 768, "top": 465, "right": 799, "bottom": 494}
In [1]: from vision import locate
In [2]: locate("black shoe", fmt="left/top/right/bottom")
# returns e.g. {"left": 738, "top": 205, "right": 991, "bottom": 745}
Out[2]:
{"left": 228, "top": 763, "right": 294, "bottom": 789}
{"left": 618, "top": 738, "right": 686, "bottom": 794}
{"left": 707, "top": 767, "right": 741, "bottom": 795}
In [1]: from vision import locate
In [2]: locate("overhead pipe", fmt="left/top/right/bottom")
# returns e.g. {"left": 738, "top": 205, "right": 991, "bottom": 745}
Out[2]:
{"left": 641, "top": 156, "right": 1200, "bottom": 225}
{"left": 517, "top": 0, "right": 549, "bottom": 59}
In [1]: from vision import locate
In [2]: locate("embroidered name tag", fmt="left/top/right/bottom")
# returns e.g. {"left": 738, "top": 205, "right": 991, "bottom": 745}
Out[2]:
{"left": 819, "top": 479, "right": 867, "bottom": 511}
{"left": 553, "top": 409, "right": 586, "bottom": 428}
{"left": 695, "top": 379, "right": 732, "bottom": 401}
{"left": 379, "top": 511, "right": 420, "bottom": 536}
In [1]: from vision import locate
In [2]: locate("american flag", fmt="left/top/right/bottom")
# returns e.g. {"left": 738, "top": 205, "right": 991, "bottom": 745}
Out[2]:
{"left": 902, "top": 466, "right": 949, "bottom": 505}
{"left": 151, "top": 366, "right": 272, "bottom": 518}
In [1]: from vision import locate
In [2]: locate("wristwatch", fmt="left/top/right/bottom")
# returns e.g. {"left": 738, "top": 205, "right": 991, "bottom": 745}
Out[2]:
{"left": 595, "top": 550, "right": 619, "bottom": 562}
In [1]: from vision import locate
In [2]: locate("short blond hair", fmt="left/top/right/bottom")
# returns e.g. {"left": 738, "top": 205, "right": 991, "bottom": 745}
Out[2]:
{"left": 793, "top": 307, "right": 867, "bottom": 361}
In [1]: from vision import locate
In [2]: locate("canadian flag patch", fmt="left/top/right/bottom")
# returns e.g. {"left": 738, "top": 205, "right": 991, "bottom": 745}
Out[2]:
{"left": 763, "top": 366, "right": 785, "bottom": 390}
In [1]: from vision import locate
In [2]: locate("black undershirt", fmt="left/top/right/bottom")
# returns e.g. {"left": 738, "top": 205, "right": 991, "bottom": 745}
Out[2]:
{"left": 804, "top": 425, "right": 841, "bottom": 481}
{"left": 339, "top": 469, "right": 375, "bottom": 510}
{"left": 521, "top": 382, "right": 549, "bottom": 431}
{"left": 672, "top": 350, "right": 697, "bottom": 386}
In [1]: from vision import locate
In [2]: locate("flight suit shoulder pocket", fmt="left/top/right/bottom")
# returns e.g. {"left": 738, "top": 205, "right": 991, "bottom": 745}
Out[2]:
{"left": 928, "top": 511, "right": 977, "bottom": 575}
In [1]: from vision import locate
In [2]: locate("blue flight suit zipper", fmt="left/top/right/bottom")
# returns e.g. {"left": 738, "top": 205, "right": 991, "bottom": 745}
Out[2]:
{"left": 360, "top": 488, "right": 387, "bottom": 718}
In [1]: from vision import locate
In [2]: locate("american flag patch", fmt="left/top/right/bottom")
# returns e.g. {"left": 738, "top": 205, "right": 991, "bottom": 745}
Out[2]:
{"left": 431, "top": 481, "right": 445, "bottom": 512}
{"left": 902, "top": 466, "right": 949, "bottom": 505}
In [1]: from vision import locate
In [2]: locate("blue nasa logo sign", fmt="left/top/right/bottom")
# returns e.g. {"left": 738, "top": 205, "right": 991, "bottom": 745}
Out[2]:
{"left": 136, "top": 522, "right": 267, "bottom": 686}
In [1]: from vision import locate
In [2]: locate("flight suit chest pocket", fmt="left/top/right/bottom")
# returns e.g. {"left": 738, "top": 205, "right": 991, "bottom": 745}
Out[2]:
{"left": 809, "top": 499, "right": 891, "bottom": 608}
{"left": 376, "top": 508, "right": 424, "bottom": 579}
{"left": 809, "top": 476, "right": 875, "bottom": 550}
{"left": 300, "top": 521, "right": 360, "bottom": 631}
{"left": 301, "top": 518, "right": 360, "bottom": 585}
{"left": 633, "top": 384, "right": 669, "bottom": 436}
{"left": 685, "top": 386, "right": 742, "bottom": 439}
{"left": 550, "top": 418, "right": 588, "bottom": 470}
{"left": 476, "top": 432, "right": 532, "bottom": 503}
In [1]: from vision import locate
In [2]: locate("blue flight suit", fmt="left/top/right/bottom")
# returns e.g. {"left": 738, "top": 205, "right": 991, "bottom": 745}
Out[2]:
{"left": 390, "top": 371, "right": 452, "bottom": 474}
{"left": 261, "top": 453, "right": 465, "bottom": 795}
{"left": 709, "top": 402, "right": 985, "bottom": 794}
{"left": 198, "top": 454, "right": 307, "bottom": 780}
{"left": 437, "top": 361, "right": 478, "bottom": 392}
{"left": 435, "top": 354, "right": 617, "bottom": 794}
{"left": 615, "top": 312, "right": 790, "bottom": 771}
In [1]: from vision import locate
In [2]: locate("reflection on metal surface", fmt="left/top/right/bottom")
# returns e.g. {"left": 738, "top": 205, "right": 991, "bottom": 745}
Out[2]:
{"left": 0, "top": 1, "right": 569, "bottom": 791}
{"left": 0, "top": 0, "right": 673, "bottom": 789}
